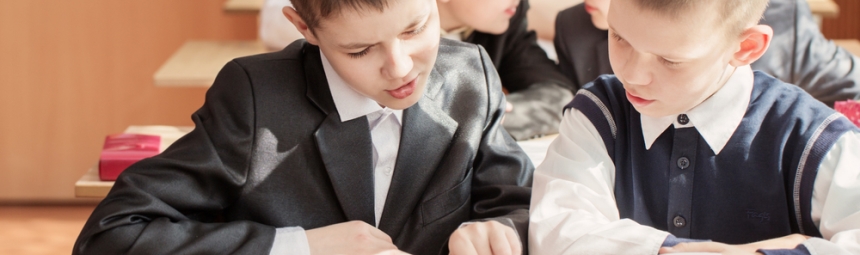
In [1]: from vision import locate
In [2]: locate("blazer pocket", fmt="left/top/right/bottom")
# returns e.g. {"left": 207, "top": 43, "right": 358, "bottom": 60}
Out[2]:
{"left": 421, "top": 168, "right": 473, "bottom": 226}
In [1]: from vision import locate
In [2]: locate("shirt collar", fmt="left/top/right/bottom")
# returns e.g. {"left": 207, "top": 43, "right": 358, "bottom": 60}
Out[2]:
{"left": 640, "top": 65, "right": 754, "bottom": 154}
{"left": 320, "top": 50, "right": 403, "bottom": 124}
{"left": 441, "top": 26, "right": 474, "bottom": 41}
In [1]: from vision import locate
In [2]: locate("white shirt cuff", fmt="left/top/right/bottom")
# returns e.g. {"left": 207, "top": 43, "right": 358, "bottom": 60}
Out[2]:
{"left": 269, "top": 226, "right": 310, "bottom": 255}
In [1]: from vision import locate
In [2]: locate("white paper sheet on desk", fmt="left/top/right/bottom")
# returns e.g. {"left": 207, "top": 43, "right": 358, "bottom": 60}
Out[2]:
{"left": 516, "top": 134, "right": 557, "bottom": 166}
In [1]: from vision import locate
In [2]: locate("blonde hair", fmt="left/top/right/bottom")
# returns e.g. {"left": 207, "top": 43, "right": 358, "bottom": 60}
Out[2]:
{"left": 633, "top": 0, "right": 769, "bottom": 38}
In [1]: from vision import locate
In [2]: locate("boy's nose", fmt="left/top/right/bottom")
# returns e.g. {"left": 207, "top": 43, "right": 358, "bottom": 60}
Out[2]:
{"left": 382, "top": 43, "right": 413, "bottom": 80}
{"left": 619, "top": 53, "right": 652, "bottom": 86}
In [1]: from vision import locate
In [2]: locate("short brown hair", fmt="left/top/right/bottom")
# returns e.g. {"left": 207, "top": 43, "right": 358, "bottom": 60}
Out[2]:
{"left": 291, "top": 0, "right": 393, "bottom": 33}
{"left": 632, "top": 0, "right": 769, "bottom": 38}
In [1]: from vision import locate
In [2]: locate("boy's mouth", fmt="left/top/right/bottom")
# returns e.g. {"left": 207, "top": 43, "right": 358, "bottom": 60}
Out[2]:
{"left": 387, "top": 77, "right": 418, "bottom": 99}
{"left": 584, "top": 4, "right": 598, "bottom": 13}
{"left": 504, "top": 5, "right": 517, "bottom": 16}
{"left": 626, "top": 91, "right": 655, "bottom": 107}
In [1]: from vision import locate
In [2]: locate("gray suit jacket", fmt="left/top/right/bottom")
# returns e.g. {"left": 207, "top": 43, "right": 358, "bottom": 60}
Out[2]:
{"left": 73, "top": 39, "right": 534, "bottom": 255}
{"left": 555, "top": 0, "right": 860, "bottom": 106}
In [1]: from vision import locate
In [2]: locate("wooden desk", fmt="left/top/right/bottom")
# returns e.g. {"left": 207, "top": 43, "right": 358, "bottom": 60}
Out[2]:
{"left": 75, "top": 128, "right": 557, "bottom": 198}
{"left": 835, "top": 39, "right": 860, "bottom": 57}
{"left": 75, "top": 165, "right": 114, "bottom": 198}
{"left": 153, "top": 41, "right": 268, "bottom": 87}
{"left": 224, "top": 0, "right": 265, "bottom": 12}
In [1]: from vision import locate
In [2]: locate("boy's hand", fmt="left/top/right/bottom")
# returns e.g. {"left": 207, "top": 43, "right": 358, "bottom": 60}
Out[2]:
{"left": 448, "top": 221, "right": 522, "bottom": 255}
{"left": 501, "top": 102, "right": 513, "bottom": 124}
{"left": 659, "top": 234, "right": 809, "bottom": 255}
{"left": 745, "top": 234, "right": 809, "bottom": 250}
{"left": 659, "top": 242, "right": 761, "bottom": 254}
{"left": 305, "top": 221, "right": 410, "bottom": 255}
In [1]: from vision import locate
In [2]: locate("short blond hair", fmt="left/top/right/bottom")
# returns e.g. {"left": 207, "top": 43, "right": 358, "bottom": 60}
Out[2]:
{"left": 633, "top": 0, "right": 769, "bottom": 38}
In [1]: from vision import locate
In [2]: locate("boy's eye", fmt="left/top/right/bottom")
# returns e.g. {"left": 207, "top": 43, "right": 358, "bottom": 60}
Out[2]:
{"left": 406, "top": 22, "right": 428, "bottom": 36}
{"left": 348, "top": 47, "right": 372, "bottom": 58}
{"left": 610, "top": 31, "right": 624, "bottom": 42}
{"left": 660, "top": 57, "right": 681, "bottom": 67}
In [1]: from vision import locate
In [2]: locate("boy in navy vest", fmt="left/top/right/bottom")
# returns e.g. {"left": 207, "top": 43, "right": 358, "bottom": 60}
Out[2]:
{"left": 553, "top": 0, "right": 860, "bottom": 107}
{"left": 529, "top": 0, "right": 860, "bottom": 254}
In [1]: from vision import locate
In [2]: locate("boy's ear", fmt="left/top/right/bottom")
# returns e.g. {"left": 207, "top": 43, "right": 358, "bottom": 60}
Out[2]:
{"left": 729, "top": 24, "right": 773, "bottom": 67}
{"left": 282, "top": 6, "right": 321, "bottom": 45}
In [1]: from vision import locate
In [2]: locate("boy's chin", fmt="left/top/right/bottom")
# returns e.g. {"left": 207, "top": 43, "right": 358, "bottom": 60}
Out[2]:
{"left": 591, "top": 17, "right": 608, "bottom": 30}
{"left": 475, "top": 22, "right": 509, "bottom": 35}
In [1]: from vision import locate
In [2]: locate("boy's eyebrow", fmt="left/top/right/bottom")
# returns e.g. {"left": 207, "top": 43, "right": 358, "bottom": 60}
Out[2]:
{"left": 340, "top": 42, "right": 376, "bottom": 50}
{"left": 338, "top": 12, "right": 430, "bottom": 50}
{"left": 403, "top": 12, "right": 430, "bottom": 33}
{"left": 608, "top": 24, "right": 687, "bottom": 60}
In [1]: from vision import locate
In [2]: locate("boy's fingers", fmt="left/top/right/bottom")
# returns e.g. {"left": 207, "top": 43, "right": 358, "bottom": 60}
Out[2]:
{"left": 449, "top": 236, "right": 479, "bottom": 255}
{"left": 503, "top": 226, "right": 522, "bottom": 255}
{"left": 488, "top": 229, "right": 513, "bottom": 255}
{"left": 381, "top": 249, "right": 411, "bottom": 255}
{"left": 668, "top": 242, "right": 723, "bottom": 253}
{"left": 366, "top": 225, "right": 394, "bottom": 243}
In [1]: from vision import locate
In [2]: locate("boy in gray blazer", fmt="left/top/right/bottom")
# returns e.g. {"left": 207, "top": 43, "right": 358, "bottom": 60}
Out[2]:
{"left": 73, "top": 0, "right": 533, "bottom": 254}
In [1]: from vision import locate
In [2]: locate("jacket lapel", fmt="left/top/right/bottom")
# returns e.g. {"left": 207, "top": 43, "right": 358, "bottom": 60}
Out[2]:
{"left": 378, "top": 70, "right": 457, "bottom": 237}
{"left": 304, "top": 42, "right": 376, "bottom": 226}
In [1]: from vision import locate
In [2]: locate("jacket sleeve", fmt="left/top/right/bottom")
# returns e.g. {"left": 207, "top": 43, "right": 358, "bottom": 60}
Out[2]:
{"left": 784, "top": 0, "right": 860, "bottom": 106}
{"left": 469, "top": 46, "right": 536, "bottom": 253}
{"left": 493, "top": 0, "right": 574, "bottom": 140}
{"left": 73, "top": 60, "right": 279, "bottom": 254}
{"left": 554, "top": 7, "right": 583, "bottom": 91}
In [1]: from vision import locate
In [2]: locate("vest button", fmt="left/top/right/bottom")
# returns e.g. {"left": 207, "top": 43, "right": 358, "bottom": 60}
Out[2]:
{"left": 677, "top": 157, "right": 690, "bottom": 169}
{"left": 673, "top": 215, "right": 687, "bottom": 228}
{"left": 677, "top": 114, "right": 690, "bottom": 125}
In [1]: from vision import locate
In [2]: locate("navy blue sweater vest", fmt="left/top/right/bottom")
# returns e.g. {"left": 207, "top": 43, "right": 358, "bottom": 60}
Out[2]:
{"left": 566, "top": 72, "right": 857, "bottom": 244}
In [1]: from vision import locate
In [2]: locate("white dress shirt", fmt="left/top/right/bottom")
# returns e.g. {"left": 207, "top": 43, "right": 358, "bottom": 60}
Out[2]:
{"left": 269, "top": 50, "right": 403, "bottom": 255}
{"left": 529, "top": 66, "right": 860, "bottom": 254}
{"left": 441, "top": 26, "right": 472, "bottom": 41}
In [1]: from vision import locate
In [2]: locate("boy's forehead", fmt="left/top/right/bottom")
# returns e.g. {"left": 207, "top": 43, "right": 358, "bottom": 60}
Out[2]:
{"left": 608, "top": 0, "right": 721, "bottom": 59}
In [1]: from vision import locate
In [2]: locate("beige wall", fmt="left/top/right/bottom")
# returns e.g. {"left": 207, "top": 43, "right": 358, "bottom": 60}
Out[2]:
{"left": 0, "top": 1, "right": 257, "bottom": 203}
{"left": 822, "top": 0, "right": 860, "bottom": 40}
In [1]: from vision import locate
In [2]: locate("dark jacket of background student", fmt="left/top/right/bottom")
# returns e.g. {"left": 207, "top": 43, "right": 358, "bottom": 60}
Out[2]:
{"left": 470, "top": 0, "right": 575, "bottom": 140}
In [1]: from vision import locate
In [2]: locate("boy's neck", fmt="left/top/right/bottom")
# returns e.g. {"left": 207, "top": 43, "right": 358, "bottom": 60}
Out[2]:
{"left": 685, "top": 65, "right": 740, "bottom": 114}
{"left": 436, "top": 3, "right": 464, "bottom": 32}
{"left": 712, "top": 65, "right": 738, "bottom": 97}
